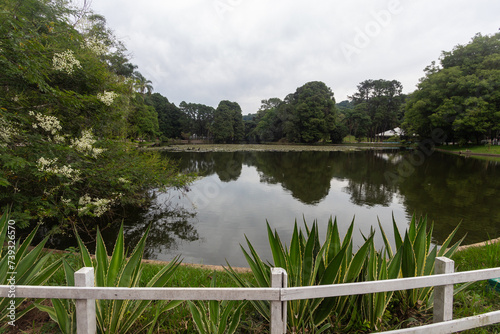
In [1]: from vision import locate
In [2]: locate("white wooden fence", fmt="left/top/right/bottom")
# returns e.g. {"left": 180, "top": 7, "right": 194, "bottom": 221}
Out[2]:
{"left": 2, "top": 257, "right": 500, "bottom": 334}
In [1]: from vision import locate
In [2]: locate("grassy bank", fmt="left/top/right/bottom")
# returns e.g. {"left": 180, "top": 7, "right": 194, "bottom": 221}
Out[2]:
{"left": 452, "top": 241, "right": 500, "bottom": 333}
{"left": 439, "top": 144, "right": 500, "bottom": 156}
{"left": 149, "top": 142, "right": 402, "bottom": 153}
{"left": 12, "top": 241, "right": 500, "bottom": 333}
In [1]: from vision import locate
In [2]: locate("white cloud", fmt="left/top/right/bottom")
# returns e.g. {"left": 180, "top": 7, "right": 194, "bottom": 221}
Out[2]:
{"left": 90, "top": 0, "right": 500, "bottom": 114}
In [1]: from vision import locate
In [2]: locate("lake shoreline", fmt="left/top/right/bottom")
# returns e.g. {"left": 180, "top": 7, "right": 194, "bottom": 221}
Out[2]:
{"left": 436, "top": 147, "right": 500, "bottom": 158}
{"left": 146, "top": 143, "right": 401, "bottom": 153}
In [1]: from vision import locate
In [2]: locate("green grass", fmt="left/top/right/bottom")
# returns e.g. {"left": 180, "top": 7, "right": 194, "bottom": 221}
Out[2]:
{"left": 439, "top": 144, "right": 500, "bottom": 155}
{"left": 343, "top": 135, "right": 359, "bottom": 143}
{"left": 137, "top": 264, "right": 259, "bottom": 333}
{"left": 452, "top": 241, "right": 500, "bottom": 333}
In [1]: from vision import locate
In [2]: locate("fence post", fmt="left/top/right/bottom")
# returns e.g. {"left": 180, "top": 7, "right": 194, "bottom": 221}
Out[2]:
{"left": 270, "top": 268, "right": 287, "bottom": 334}
{"left": 434, "top": 257, "right": 454, "bottom": 323}
{"left": 75, "top": 267, "right": 96, "bottom": 334}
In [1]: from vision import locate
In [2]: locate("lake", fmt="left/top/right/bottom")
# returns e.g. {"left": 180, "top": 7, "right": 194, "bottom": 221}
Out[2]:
{"left": 110, "top": 148, "right": 500, "bottom": 267}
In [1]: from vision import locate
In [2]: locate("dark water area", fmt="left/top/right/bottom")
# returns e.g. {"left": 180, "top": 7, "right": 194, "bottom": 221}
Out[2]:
{"left": 39, "top": 149, "right": 500, "bottom": 267}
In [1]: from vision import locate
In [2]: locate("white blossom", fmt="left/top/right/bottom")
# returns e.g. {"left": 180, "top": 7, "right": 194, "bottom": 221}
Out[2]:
{"left": 61, "top": 197, "right": 71, "bottom": 205}
{"left": 0, "top": 117, "right": 17, "bottom": 147}
{"left": 70, "top": 129, "right": 106, "bottom": 158}
{"left": 52, "top": 50, "right": 82, "bottom": 74}
{"left": 37, "top": 157, "right": 59, "bottom": 171}
{"left": 78, "top": 194, "right": 92, "bottom": 206}
{"left": 118, "top": 177, "right": 130, "bottom": 184}
{"left": 58, "top": 165, "right": 81, "bottom": 180}
{"left": 78, "top": 194, "right": 114, "bottom": 217}
{"left": 37, "top": 157, "right": 81, "bottom": 183}
{"left": 82, "top": 36, "right": 108, "bottom": 56}
{"left": 29, "top": 111, "right": 62, "bottom": 135}
{"left": 97, "top": 91, "right": 118, "bottom": 106}
{"left": 53, "top": 134, "right": 66, "bottom": 144}
{"left": 93, "top": 198, "right": 113, "bottom": 217}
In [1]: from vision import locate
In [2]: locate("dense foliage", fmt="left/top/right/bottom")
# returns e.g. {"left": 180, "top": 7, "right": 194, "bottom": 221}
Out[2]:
{"left": 248, "top": 81, "right": 346, "bottom": 144}
{"left": 211, "top": 100, "right": 244, "bottom": 143}
{"left": 347, "top": 79, "right": 405, "bottom": 141}
{"left": 178, "top": 101, "right": 215, "bottom": 140}
{"left": 0, "top": 0, "right": 191, "bottom": 228}
{"left": 226, "top": 216, "right": 463, "bottom": 332}
{"left": 403, "top": 33, "right": 500, "bottom": 144}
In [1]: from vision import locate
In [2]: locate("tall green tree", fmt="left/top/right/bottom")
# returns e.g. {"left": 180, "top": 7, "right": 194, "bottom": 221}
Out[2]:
{"left": 350, "top": 79, "right": 404, "bottom": 141}
{"left": 128, "top": 95, "right": 160, "bottom": 140}
{"left": 179, "top": 102, "right": 215, "bottom": 139}
{"left": 338, "top": 100, "right": 371, "bottom": 140}
{"left": 252, "top": 98, "right": 283, "bottom": 142}
{"left": 211, "top": 100, "right": 244, "bottom": 143}
{"left": 404, "top": 32, "right": 500, "bottom": 144}
{"left": 147, "top": 93, "right": 183, "bottom": 139}
{"left": 284, "top": 81, "right": 338, "bottom": 143}
{"left": 133, "top": 71, "right": 153, "bottom": 95}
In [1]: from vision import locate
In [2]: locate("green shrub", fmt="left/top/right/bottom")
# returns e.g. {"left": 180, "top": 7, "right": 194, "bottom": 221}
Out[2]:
{"left": 188, "top": 272, "right": 247, "bottom": 334}
{"left": 380, "top": 216, "right": 463, "bottom": 312}
{"left": 226, "top": 218, "right": 375, "bottom": 332}
{"left": 226, "top": 216, "right": 464, "bottom": 332}
{"left": 36, "top": 224, "right": 182, "bottom": 334}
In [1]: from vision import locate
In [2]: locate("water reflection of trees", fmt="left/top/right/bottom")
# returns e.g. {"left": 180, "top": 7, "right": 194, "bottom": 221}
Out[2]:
{"left": 251, "top": 152, "right": 335, "bottom": 204}
{"left": 166, "top": 150, "right": 400, "bottom": 206}
{"left": 246, "top": 150, "right": 399, "bottom": 206}
{"left": 336, "top": 151, "right": 398, "bottom": 207}
{"left": 396, "top": 153, "right": 500, "bottom": 244}
{"left": 164, "top": 149, "right": 500, "bottom": 245}
{"left": 98, "top": 198, "right": 199, "bottom": 260}
{"left": 166, "top": 152, "right": 242, "bottom": 182}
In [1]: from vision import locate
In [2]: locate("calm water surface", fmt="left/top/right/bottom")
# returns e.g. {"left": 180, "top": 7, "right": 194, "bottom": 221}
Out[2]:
{"left": 112, "top": 149, "right": 500, "bottom": 267}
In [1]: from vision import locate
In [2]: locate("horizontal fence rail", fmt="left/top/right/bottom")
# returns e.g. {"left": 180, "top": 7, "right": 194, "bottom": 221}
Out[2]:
{"left": 0, "top": 286, "right": 280, "bottom": 301}
{"left": 375, "top": 310, "right": 500, "bottom": 334}
{"left": 1, "top": 257, "right": 500, "bottom": 334}
{"left": 281, "top": 267, "right": 500, "bottom": 301}
{"left": 2, "top": 268, "right": 499, "bottom": 302}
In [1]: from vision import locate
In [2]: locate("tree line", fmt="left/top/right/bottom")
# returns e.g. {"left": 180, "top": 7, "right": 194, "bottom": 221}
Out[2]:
{"left": 152, "top": 32, "right": 499, "bottom": 145}
{"left": 153, "top": 78, "right": 405, "bottom": 144}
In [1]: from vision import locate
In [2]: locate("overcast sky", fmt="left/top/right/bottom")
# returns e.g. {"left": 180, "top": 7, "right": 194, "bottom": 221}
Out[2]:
{"left": 89, "top": 0, "right": 499, "bottom": 115}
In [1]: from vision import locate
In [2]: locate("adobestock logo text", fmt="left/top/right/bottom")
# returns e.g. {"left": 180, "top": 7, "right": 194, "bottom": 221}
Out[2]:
{"left": 341, "top": 0, "right": 403, "bottom": 63}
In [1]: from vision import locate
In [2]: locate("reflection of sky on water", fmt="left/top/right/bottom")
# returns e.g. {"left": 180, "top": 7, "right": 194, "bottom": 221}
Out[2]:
{"left": 156, "top": 165, "right": 408, "bottom": 267}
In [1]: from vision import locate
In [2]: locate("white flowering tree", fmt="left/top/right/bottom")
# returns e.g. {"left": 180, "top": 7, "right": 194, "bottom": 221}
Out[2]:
{"left": 0, "top": 0, "right": 191, "bottom": 228}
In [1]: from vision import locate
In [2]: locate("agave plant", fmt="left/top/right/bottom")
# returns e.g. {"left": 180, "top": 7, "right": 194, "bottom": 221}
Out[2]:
{"left": 36, "top": 224, "right": 182, "bottom": 334}
{"left": 226, "top": 215, "right": 465, "bottom": 332}
{"left": 188, "top": 272, "right": 247, "bottom": 334}
{"left": 360, "top": 237, "right": 402, "bottom": 331}
{"left": 0, "top": 209, "right": 62, "bottom": 331}
{"left": 35, "top": 259, "right": 78, "bottom": 334}
{"left": 225, "top": 218, "right": 375, "bottom": 332}
{"left": 379, "top": 215, "right": 464, "bottom": 312}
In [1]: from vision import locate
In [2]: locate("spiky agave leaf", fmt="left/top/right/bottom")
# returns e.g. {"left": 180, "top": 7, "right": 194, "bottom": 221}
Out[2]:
{"left": 0, "top": 209, "right": 62, "bottom": 329}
